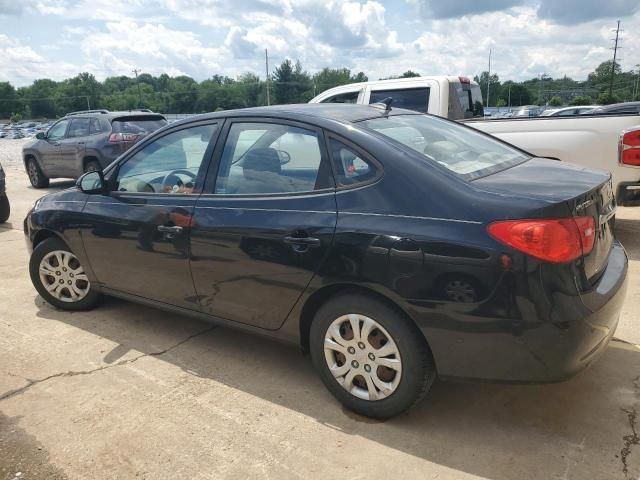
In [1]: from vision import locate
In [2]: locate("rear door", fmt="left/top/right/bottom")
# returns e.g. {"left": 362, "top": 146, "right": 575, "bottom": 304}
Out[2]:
{"left": 59, "top": 117, "right": 90, "bottom": 177}
{"left": 190, "top": 118, "right": 337, "bottom": 330}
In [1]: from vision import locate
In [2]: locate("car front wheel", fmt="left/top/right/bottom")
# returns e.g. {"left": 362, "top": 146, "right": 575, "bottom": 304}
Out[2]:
{"left": 29, "top": 237, "right": 100, "bottom": 310}
{"left": 310, "top": 293, "right": 436, "bottom": 418}
{"left": 27, "top": 158, "right": 49, "bottom": 188}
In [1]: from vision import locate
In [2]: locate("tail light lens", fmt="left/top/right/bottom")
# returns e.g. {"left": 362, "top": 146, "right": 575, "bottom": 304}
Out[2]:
{"left": 619, "top": 128, "right": 640, "bottom": 166}
{"left": 488, "top": 216, "right": 596, "bottom": 263}
{"left": 109, "top": 133, "right": 138, "bottom": 143}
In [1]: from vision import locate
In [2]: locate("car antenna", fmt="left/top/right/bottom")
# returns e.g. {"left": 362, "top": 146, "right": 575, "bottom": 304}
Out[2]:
{"left": 370, "top": 97, "right": 393, "bottom": 116}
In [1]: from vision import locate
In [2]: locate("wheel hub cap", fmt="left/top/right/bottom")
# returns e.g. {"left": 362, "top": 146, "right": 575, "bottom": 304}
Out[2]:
{"left": 39, "top": 250, "right": 90, "bottom": 303}
{"left": 324, "top": 314, "right": 402, "bottom": 401}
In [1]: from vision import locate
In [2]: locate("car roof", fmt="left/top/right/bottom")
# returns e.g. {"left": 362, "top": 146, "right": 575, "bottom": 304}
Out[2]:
{"left": 592, "top": 101, "right": 640, "bottom": 113}
{"left": 62, "top": 111, "right": 166, "bottom": 120}
{"left": 171, "top": 103, "right": 421, "bottom": 127}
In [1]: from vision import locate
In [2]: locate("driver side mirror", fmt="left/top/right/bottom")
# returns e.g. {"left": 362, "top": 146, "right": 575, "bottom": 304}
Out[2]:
{"left": 77, "top": 171, "right": 106, "bottom": 194}
{"left": 36, "top": 132, "right": 45, "bottom": 140}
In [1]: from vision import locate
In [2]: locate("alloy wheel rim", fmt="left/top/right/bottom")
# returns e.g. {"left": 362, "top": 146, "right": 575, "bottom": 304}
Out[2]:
{"left": 28, "top": 162, "right": 38, "bottom": 184}
{"left": 445, "top": 280, "right": 476, "bottom": 303}
{"left": 324, "top": 314, "right": 402, "bottom": 401}
{"left": 39, "top": 250, "right": 90, "bottom": 302}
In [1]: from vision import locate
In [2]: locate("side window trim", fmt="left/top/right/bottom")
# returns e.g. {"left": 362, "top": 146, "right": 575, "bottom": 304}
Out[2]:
{"left": 201, "top": 117, "right": 334, "bottom": 197}
{"left": 323, "top": 132, "right": 383, "bottom": 190}
{"left": 48, "top": 119, "right": 71, "bottom": 140}
{"left": 109, "top": 120, "right": 221, "bottom": 197}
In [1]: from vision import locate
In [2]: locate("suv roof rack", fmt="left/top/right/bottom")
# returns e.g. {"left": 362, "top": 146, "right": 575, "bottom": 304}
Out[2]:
{"left": 134, "top": 108, "right": 153, "bottom": 113}
{"left": 66, "top": 109, "right": 110, "bottom": 116}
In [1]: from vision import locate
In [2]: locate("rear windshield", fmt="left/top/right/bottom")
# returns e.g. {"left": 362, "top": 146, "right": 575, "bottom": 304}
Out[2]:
{"left": 111, "top": 116, "right": 167, "bottom": 135}
{"left": 360, "top": 114, "right": 529, "bottom": 180}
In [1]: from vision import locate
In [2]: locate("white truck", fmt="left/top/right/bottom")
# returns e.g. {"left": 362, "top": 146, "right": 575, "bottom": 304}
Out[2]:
{"left": 310, "top": 77, "right": 640, "bottom": 206}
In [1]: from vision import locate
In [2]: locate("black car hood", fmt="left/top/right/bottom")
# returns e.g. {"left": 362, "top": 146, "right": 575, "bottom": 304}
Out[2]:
{"left": 471, "top": 158, "right": 611, "bottom": 203}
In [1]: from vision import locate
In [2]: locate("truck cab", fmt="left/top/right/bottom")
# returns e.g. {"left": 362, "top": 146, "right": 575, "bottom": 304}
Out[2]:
{"left": 309, "top": 76, "right": 484, "bottom": 120}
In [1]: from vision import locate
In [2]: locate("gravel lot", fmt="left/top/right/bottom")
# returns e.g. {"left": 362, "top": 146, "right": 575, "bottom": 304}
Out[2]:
{"left": 1, "top": 138, "right": 640, "bottom": 479}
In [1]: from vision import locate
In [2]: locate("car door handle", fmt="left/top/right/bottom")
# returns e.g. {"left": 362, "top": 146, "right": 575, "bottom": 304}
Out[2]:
{"left": 157, "top": 225, "right": 183, "bottom": 234}
{"left": 283, "top": 236, "right": 321, "bottom": 247}
{"left": 77, "top": 141, "right": 85, "bottom": 145}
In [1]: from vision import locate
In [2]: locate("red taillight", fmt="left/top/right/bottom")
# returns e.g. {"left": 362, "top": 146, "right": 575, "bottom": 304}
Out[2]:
{"left": 109, "top": 133, "right": 138, "bottom": 143}
{"left": 487, "top": 216, "right": 595, "bottom": 263}
{"left": 458, "top": 76, "right": 471, "bottom": 85}
{"left": 620, "top": 129, "right": 640, "bottom": 166}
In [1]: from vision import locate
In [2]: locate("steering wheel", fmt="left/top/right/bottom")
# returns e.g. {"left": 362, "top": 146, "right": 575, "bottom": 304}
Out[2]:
{"left": 161, "top": 169, "right": 196, "bottom": 193}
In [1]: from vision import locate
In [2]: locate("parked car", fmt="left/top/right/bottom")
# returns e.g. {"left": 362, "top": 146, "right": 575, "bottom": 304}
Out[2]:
{"left": 540, "top": 106, "right": 599, "bottom": 116}
{"left": 22, "top": 109, "right": 167, "bottom": 188}
{"left": 585, "top": 101, "right": 640, "bottom": 115}
{"left": 309, "top": 76, "right": 484, "bottom": 120}
{"left": 0, "top": 162, "right": 9, "bottom": 223}
{"left": 25, "top": 104, "right": 627, "bottom": 418}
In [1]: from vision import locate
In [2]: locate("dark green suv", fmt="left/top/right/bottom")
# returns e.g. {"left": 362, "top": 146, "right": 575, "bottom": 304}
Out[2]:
{"left": 22, "top": 109, "right": 167, "bottom": 188}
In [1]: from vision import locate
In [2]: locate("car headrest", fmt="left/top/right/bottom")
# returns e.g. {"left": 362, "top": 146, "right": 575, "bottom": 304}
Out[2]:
{"left": 243, "top": 148, "right": 281, "bottom": 177}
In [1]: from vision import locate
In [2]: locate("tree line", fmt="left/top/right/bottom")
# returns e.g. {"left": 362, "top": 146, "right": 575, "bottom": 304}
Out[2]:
{"left": 1, "top": 58, "right": 638, "bottom": 120}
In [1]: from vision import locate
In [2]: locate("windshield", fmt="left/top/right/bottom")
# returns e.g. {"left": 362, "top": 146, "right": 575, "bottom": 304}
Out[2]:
{"left": 360, "top": 114, "right": 529, "bottom": 179}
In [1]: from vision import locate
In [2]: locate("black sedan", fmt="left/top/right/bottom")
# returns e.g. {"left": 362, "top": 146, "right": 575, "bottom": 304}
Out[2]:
{"left": 24, "top": 104, "right": 627, "bottom": 418}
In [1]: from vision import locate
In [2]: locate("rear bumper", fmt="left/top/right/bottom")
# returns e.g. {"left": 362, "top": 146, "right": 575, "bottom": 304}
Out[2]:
{"left": 617, "top": 181, "right": 640, "bottom": 207}
{"left": 426, "top": 242, "right": 628, "bottom": 383}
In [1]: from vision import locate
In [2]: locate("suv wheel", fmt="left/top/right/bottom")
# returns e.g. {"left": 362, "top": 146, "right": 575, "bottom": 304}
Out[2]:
{"left": 0, "top": 195, "right": 9, "bottom": 223}
{"left": 310, "top": 293, "right": 436, "bottom": 418}
{"left": 29, "top": 237, "right": 100, "bottom": 310}
{"left": 84, "top": 160, "right": 101, "bottom": 173}
{"left": 27, "top": 158, "right": 49, "bottom": 188}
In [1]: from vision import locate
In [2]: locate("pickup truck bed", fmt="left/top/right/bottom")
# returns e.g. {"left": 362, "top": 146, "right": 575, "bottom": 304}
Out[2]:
{"left": 463, "top": 114, "right": 640, "bottom": 206}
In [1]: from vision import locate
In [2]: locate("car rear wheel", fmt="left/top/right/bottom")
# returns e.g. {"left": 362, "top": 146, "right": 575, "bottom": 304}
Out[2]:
{"left": 27, "top": 158, "right": 49, "bottom": 188}
{"left": 84, "top": 160, "right": 101, "bottom": 173}
{"left": 29, "top": 237, "right": 100, "bottom": 310}
{"left": 310, "top": 293, "right": 436, "bottom": 418}
{"left": 0, "top": 195, "right": 9, "bottom": 223}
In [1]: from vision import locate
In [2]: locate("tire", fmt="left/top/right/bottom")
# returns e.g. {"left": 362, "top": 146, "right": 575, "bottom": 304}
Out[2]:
{"left": 84, "top": 159, "right": 101, "bottom": 173}
{"left": 26, "top": 158, "right": 49, "bottom": 188}
{"left": 0, "top": 195, "right": 9, "bottom": 223}
{"left": 310, "top": 293, "right": 436, "bottom": 418}
{"left": 29, "top": 237, "right": 100, "bottom": 310}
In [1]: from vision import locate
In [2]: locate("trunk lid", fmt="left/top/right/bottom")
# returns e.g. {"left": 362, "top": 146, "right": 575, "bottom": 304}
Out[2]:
{"left": 473, "top": 158, "right": 615, "bottom": 280}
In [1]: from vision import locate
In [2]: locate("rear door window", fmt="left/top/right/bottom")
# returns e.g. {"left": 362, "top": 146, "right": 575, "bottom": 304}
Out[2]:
{"left": 369, "top": 87, "right": 429, "bottom": 113}
{"left": 89, "top": 118, "right": 107, "bottom": 134}
{"left": 67, "top": 118, "right": 90, "bottom": 138}
{"left": 328, "top": 138, "right": 379, "bottom": 187}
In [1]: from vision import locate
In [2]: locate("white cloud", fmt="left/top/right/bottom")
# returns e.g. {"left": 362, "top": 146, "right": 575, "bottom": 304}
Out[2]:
{"left": 1, "top": 0, "right": 639, "bottom": 86}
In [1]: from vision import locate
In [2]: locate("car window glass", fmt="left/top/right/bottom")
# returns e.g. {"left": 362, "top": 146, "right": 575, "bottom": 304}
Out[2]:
{"left": 47, "top": 120, "right": 69, "bottom": 140}
{"left": 68, "top": 118, "right": 90, "bottom": 138}
{"left": 361, "top": 114, "right": 528, "bottom": 180}
{"left": 329, "top": 138, "right": 377, "bottom": 186}
{"left": 369, "top": 87, "right": 429, "bottom": 113}
{"left": 89, "top": 118, "right": 106, "bottom": 134}
{"left": 115, "top": 123, "right": 216, "bottom": 194}
{"left": 321, "top": 91, "right": 359, "bottom": 104}
{"left": 215, "top": 123, "right": 325, "bottom": 195}
{"left": 558, "top": 109, "right": 577, "bottom": 116}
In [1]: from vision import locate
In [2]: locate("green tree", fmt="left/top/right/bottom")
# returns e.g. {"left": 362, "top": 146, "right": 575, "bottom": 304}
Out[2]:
{"left": 400, "top": 70, "right": 420, "bottom": 78}
{"left": 0, "top": 82, "right": 21, "bottom": 119}
{"left": 273, "top": 59, "right": 312, "bottom": 104}
{"left": 548, "top": 96, "right": 563, "bottom": 107}
{"left": 474, "top": 71, "right": 500, "bottom": 106}
{"left": 569, "top": 95, "right": 593, "bottom": 106}
{"left": 596, "top": 92, "right": 620, "bottom": 105}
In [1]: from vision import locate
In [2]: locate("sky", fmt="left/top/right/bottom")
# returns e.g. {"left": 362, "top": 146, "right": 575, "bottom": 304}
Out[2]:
{"left": 1, "top": 0, "right": 639, "bottom": 87}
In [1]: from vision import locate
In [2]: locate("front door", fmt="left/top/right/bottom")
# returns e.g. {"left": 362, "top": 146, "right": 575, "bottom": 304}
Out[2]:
{"left": 40, "top": 119, "right": 69, "bottom": 174}
{"left": 190, "top": 120, "right": 337, "bottom": 330}
{"left": 81, "top": 121, "right": 219, "bottom": 309}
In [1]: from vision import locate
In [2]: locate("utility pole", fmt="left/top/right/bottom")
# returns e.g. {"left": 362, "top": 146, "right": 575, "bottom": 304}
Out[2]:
{"left": 485, "top": 48, "right": 492, "bottom": 108}
{"left": 132, "top": 68, "right": 143, "bottom": 108}
{"left": 609, "top": 20, "right": 622, "bottom": 98}
{"left": 265, "top": 49, "right": 271, "bottom": 106}
{"left": 634, "top": 64, "right": 640, "bottom": 101}
{"left": 85, "top": 96, "right": 90, "bottom": 110}
{"left": 538, "top": 73, "right": 544, "bottom": 105}
{"left": 507, "top": 85, "right": 511, "bottom": 108}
